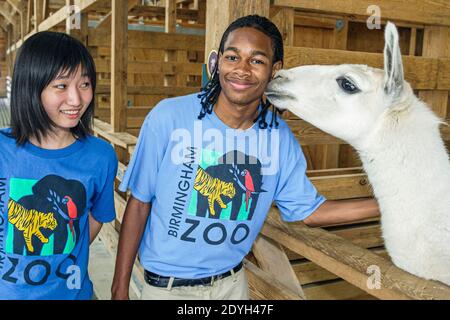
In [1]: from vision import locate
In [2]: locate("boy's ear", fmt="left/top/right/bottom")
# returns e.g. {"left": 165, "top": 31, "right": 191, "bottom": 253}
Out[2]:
{"left": 271, "top": 61, "right": 283, "bottom": 79}
{"left": 217, "top": 52, "right": 223, "bottom": 72}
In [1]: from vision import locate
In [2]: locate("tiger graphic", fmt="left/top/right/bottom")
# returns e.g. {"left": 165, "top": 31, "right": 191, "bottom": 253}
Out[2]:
{"left": 194, "top": 166, "right": 236, "bottom": 216}
{"left": 8, "top": 199, "right": 58, "bottom": 253}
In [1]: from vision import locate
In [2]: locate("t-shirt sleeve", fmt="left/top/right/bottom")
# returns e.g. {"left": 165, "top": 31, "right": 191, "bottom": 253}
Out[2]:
{"left": 90, "top": 144, "right": 118, "bottom": 223}
{"left": 118, "top": 111, "right": 164, "bottom": 203}
{"left": 274, "top": 128, "right": 326, "bottom": 222}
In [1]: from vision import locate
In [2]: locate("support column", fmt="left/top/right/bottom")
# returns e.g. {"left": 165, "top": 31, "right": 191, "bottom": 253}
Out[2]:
{"left": 111, "top": 0, "right": 128, "bottom": 132}
{"left": 419, "top": 27, "right": 450, "bottom": 120}
{"left": 164, "top": 0, "right": 177, "bottom": 87}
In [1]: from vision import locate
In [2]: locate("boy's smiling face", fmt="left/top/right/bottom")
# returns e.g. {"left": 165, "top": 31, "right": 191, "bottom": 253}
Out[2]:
{"left": 218, "top": 27, "right": 282, "bottom": 108}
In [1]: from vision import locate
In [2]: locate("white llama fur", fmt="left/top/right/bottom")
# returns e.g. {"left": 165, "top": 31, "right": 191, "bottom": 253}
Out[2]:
{"left": 266, "top": 22, "right": 450, "bottom": 286}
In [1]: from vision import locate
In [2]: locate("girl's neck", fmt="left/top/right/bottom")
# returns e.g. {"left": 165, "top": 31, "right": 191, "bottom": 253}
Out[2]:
{"left": 28, "top": 129, "right": 76, "bottom": 150}
{"left": 214, "top": 94, "right": 260, "bottom": 130}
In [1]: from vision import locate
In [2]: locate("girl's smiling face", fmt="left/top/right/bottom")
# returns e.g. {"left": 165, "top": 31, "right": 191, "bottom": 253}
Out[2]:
{"left": 40, "top": 65, "right": 93, "bottom": 134}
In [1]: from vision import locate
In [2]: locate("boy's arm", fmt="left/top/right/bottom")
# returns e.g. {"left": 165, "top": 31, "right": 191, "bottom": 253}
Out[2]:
{"left": 302, "top": 198, "right": 380, "bottom": 227}
{"left": 111, "top": 195, "right": 151, "bottom": 300}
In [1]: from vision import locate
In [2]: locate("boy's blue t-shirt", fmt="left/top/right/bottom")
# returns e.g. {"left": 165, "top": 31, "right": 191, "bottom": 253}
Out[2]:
{"left": 0, "top": 132, "right": 118, "bottom": 300}
{"left": 119, "top": 93, "right": 326, "bottom": 279}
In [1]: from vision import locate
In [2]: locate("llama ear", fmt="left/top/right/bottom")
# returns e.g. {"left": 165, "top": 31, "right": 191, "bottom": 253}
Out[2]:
{"left": 383, "top": 22, "right": 404, "bottom": 98}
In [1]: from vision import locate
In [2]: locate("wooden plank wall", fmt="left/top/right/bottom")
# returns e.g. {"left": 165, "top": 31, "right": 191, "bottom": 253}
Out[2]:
{"left": 89, "top": 29, "right": 204, "bottom": 134}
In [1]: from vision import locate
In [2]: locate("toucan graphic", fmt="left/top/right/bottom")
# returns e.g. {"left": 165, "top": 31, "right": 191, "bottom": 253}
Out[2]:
{"left": 47, "top": 189, "right": 81, "bottom": 239}
{"left": 63, "top": 196, "right": 78, "bottom": 237}
{"left": 243, "top": 170, "right": 255, "bottom": 211}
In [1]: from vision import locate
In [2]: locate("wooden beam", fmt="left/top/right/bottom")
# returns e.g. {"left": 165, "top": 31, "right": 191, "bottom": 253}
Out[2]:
{"left": 0, "top": 2, "right": 18, "bottom": 25}
{"left": 205, "top": 0, "right": 270, "bottom": 60}
{"left": 245, "top": 260, "right": 303, "bottom": 300}
{"left": 94, "top": 59, "right": 202, "bottom": 75}
{"left": 129, "top": 6, "right": 199, "bottom": 21}
{"left": 111, "top": 0, "right": 128, "bottom": 132}
{"left": 261, "top": 211, "right": 450, "bottom": 300}
{"left": 93, "top": 119, "right": 137, "bottom": 152}
{"left": 88, "top": 30, "right": 205, "bottom": 51}
{"left": 6, "top": 0, "right": 22, "bottom": 13}
{"left": 96, "top": 85, "right": 198, "bottom": 96}
{"left": 253, "top": 235, "right": 305, "bottom": 299}
{"left": 273, "top": 0, "right": 450, "bottom": 27}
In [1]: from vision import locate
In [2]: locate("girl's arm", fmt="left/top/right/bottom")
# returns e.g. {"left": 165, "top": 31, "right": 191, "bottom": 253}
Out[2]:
{"left": 89, "top": 214, "right": 103, "bottom": 244}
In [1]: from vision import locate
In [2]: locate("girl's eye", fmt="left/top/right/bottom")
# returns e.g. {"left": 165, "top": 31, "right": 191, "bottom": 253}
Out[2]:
{"left": 80, "top": 82, "right": 91, "bottom": 88}
{"left": 54, "top": 84, "right": 66, "bottom": 90}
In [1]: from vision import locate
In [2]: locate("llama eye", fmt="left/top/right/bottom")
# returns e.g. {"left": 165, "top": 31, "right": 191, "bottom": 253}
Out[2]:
{"left": 336, "top": 77, "right": 360, "bottom": 94}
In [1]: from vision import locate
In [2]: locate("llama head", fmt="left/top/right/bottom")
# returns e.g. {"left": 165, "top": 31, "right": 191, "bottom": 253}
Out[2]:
{"left": 266, "top": 22, "right": 410, "bottom": 147}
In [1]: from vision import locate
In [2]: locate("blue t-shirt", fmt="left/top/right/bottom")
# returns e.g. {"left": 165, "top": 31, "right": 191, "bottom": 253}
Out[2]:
{"left": 119, "top": 93, "right": 325, "bottom": 279}
{"left": 0, "top": 131, "right": 118, "bottom": 300}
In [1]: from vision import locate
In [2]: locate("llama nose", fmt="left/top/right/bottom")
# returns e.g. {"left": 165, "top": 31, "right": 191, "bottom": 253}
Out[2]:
{"left": 273, "top": 70, "right": 289, "bottom": 81}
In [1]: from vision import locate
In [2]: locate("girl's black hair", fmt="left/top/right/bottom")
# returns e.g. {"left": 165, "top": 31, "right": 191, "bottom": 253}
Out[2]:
{"left": 197, "top": 15, "right": 284, "bottom": 129}
{"left": 10, "top": 31, "right": 96, "bottom": 145}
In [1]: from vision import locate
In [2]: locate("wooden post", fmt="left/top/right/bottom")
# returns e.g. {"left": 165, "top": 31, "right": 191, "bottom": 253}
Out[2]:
{"left": 164, "top": 0, "right": 177, "bottom": 87}
{"left": 418, "top": 27, "right": 450, "bottom": 119}
{"left": 66, "top": 0, "right": 73, "bottom": 35}
{"left": 205, "top": 0, "right": 270, "bottom": 60}
{"left": 6, "top": 25, "right": 12, "bottom": 77}
{"left": 26, "top": 0, "right": 32, "bottom": 35}
{"left": 34, "top": 0, "right": 43, "bottom": 32}
{"left": 42, "top": 0, "right": 48, "bottom": 20}
{"left": 111, "top": 0, "right": 128, "bottom": 132}
{"left": 270, "top": 6, "right": 294, "bottom": 46}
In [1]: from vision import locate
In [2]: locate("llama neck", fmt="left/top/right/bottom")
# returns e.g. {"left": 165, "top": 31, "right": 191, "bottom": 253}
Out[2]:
{"left": 358, "top": 100, "right": 450, "bottom": 216}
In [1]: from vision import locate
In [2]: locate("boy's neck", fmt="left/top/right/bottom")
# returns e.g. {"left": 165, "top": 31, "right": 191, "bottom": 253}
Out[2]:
{"left": 29, "top": 129, "right": 76, "bottom": 150}
{"left": 214, "top": 93, "right": 260, "bottom": 130}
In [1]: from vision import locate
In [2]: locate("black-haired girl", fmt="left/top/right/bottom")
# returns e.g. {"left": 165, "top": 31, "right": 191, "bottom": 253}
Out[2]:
{"left": 0, "top": 31, "right": 118, "bottom": 299}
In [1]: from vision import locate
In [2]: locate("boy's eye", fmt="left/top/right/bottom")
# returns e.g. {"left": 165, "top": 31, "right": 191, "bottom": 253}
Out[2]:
{"left": 225, "top": 55, "right": 238, "bottom": 61}
{"left": 252, "top": 59, "right": 264, "bottom": 65}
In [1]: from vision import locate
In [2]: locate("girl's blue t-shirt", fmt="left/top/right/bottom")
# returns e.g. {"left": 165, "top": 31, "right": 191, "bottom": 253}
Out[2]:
{"left": 0, "top": 131, "right": 118, "bottom": 300}
{"left": 119, "top": 93, "right": 326, "bottom": 279}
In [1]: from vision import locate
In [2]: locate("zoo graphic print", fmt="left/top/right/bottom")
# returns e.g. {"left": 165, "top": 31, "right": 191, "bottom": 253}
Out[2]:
{"left": 189, "top": 150, "right": 265, "bottom": 221}
{"left": 6, "top": 175, "right": 87, "bottom": 256}
{"left": 168, "top": 148, "right": 266, "bottom": 247}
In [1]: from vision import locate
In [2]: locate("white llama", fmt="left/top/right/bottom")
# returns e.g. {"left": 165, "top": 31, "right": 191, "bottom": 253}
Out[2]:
{"left": 266, "top": 22, "right": 450, "bottom": 286}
